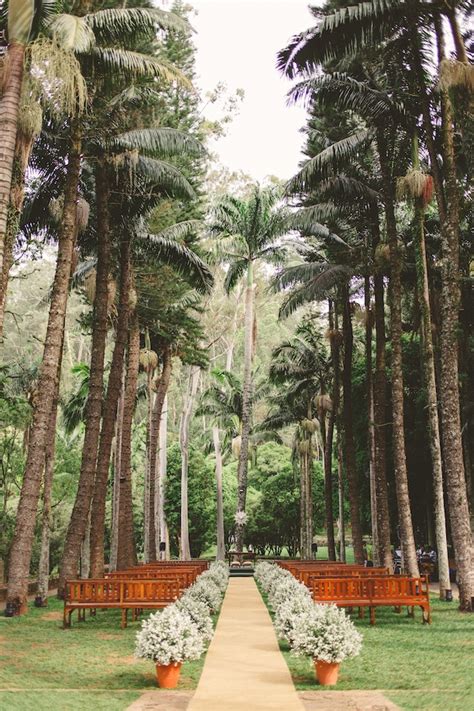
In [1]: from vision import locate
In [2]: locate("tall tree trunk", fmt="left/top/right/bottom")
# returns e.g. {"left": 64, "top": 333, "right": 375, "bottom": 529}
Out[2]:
{"left": 37, "top": 366, "right": 61, "bottom": 604}
{"left": 0, "top": 41, "right": 24, "bottom": 312}
{"left": 365, "top": 273, "right": 379, "bottom": 565}
{"left": 148, "top": 346, "right": 172, "bottom": 560}
{"left": 110, "top": 365, "right": 126, "bottom": 572}
{"left": 58, "top": 159, "right": 111, "bottom": 595}
{"left": 235, "top": 263, "right": 255, "bottom": 553}
{"left": 337, "top": 440, "right": 346, "bottom": 563}
{"left": 377, "top": 130, "right": 419, "bottom": 577}
{"left": 179, "top": 366, "right": 200, "bottom": 560}
{"left": 372, "top": 214, "right": 393, "bottom": 571}
{"left": 411, "top": 137, "right": 451, "bottom": 598}
{"left": 6, "top": 121, "right": 81, "bottom": 612}
{"left": 158, "top": 394, "right": 169, "bottom": 560}
{"left": 89, "top": 237, "right": 131, "bottom": 578}
{"left": 144, "top": 366, "right": 153, "bottom": 562}
{"left": 434, "top": 20, "right": 473, "bottom": 610}
{"left": 80, "top": 511, "right": 91, "bottom": 579}
{"left": 213, "top": 425, "right": 226, "bottom": 561}
{"left": 341, "top": 288, "right": 364, "bottom": 564}
{"left": 117, "top": 313, "right": 139, "bottom": 570}
{"left": 323, "top": 300, "right": 337, "bottom": 560}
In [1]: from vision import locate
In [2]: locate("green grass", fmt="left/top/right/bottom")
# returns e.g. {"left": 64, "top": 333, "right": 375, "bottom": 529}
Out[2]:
{"left": 0, "top": 597, "right": 211, "bottom": 711}
{"left": 259, "top": 588, "right": 474, "bottom": 711}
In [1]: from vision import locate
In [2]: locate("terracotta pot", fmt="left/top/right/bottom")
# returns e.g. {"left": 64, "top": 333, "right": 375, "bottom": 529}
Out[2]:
{"left": 155, "top": 661, "right": 182, "bottom": 688}
{"left": 315, "top": 659, "right": 340, "bottom": 686}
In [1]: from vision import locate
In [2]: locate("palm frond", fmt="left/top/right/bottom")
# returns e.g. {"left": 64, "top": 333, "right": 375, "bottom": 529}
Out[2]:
{"left": 113, "top": 128, "right": 204, "bottom": 158}
{"left": 135, "top": 156, "right": 195, "bottom": 200}
{"left": 86, "top": 7, "right": 190, "bottom": 45}
{"left": 140, "top": 233, "right": 213, "bottom": 294}
{"left": 223, "top": 258, "right": 248, "bottom": 294}
{"left": 85, "top": 48, "right": 192, "bottom": 86}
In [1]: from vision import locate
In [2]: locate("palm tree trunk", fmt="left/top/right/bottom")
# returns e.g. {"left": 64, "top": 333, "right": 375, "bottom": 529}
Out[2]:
{"left": 89, "top": 237, "right": 131, "bottom": 578}
{"left": 148, "top": 346, "right": 172, "bottom": 560}
{"left": 117, "top": 313, "right": 139, "bottom": 570}
{"left": 434, "top": 20, "right": 473, "bottom": 610}
{"left": 300, "top": 446, "right": 308, "bottom": 558}
{"left": 179, "top": 366, "right": 200, "bottom": 560}
{"left": 6, "top": 120, "right": 81, "bottom": 612}
{"left": 213, "top": 425, "right": 226, "bottom": 561}
{"left": 341, "top": 288, "right": 364, "bottom": 564}
{"left": 365, "top": 273, "right": 379, "bottom": 565}
{"left": 144, "top": 368, "right": 153, "bottom": 562}
{"left": 158, "top": 394, "right": 169, "bottom": 560}
{"left": 235, "top": 262, "right": 255, "bottom": 553}
{"left": 372, "top": 215, "right": 393, "bottom": 571}
{"left": 324, "top": 301, "right": 337, "bottom": 561}
{"left": 0, "top": 41, "right": 24, "bottom": 313}
{"left": 413, "top": 189, "right": 451, "bottom": 599}
{"left": 37, "top": 374, "right": 61, "bottom": 604}
{"left": 376, "top": 130, "right": 419, "bottom": 577}
{"left": 58, "top": 158, "right": 111, "bottom": 595}
{"left": 109, "top": 391, "right": 123, "bottom": 573}
{"left": 337, "top": 439, "right": 346, "bottom": 562}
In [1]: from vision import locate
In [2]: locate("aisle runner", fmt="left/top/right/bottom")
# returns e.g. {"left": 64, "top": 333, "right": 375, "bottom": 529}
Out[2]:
{"left": 187, "top": 577, "right": 305, "bottom": 711}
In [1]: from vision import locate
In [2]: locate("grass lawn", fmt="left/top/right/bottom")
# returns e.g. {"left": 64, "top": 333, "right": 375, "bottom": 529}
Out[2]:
{"left": 0, "top": 597, "right": 211, "bottom": 711}
{"left": 260, "top": 589, "right": 474, "bottom": 711}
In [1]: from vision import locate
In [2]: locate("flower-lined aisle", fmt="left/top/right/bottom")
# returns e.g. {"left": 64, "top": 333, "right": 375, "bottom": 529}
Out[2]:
{"left": 255, "top": 562, "right": 362, "bottom": 686}
{"left": 135, "top": 562, "right": 229, "bottom": 688}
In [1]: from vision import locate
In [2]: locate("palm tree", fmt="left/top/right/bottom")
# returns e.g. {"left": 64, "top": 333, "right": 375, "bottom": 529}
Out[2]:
{"left": 209, "top": 185, "right": 289, "bottom": 552}
{"left": 267, "top": 322, "right": 329, "bottom": 558}
{"left": 7, "top": 4, "right": 196, "bottom": 612}
{"left": 278, "top": 0, "right": 472, "bottom": 608}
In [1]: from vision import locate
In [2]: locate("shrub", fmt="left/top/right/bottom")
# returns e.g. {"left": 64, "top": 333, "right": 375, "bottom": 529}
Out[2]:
{"left": 290, "top": 604, "right": 363, "bottom": 663}
{"left": 174, "top": 596, "right": 214, "bottom": 644}
{"left": 135, "top": 605, "right": 205, "bottom": 665}
{"left": 274, "top": 594, "right": 314, "bottom": 643}
{"left": 184, "top": 577, "right": 223, "bottom": 614}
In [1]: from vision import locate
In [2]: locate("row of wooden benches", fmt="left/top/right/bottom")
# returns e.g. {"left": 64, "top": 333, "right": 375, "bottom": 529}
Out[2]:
{"left": 278, "top": 561, "right": 431, "bottom": 625}
{"left": 63, "top": 560, "right": 208, "bottom": 628}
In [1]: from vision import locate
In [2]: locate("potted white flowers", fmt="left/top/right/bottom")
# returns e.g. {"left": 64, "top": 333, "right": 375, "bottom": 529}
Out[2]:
{"left": 290, "top": 604, "right": 363, "bottom": 685}
{"left": 135, "top": 605, "right": 205, "bottom": 688}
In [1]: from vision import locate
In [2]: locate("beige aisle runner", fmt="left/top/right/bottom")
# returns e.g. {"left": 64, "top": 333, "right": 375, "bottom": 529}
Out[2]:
{"left": 187, "top": 577, "right": 305, "bottom": 711}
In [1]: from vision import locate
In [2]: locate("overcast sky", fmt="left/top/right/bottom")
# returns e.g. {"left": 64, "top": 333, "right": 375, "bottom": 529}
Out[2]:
{"left": 190, "top": 0, "right": 317, "bottom": 182}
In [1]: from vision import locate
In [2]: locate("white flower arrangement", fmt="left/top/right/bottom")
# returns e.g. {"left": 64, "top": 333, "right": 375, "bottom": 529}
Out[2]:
{"left": 200, "top": 564, "right": 229, "bottom": 593}
{"left": 174, "top": 596, "right": 214, "bottom": 644}
{"left": 135, "top": 605, "right": 205, "bottom": 665}
{"left": 254, "top": 562, "right": 282, "bottom": 593}
{"left": 290, "top": 604, "right": 363, "bottom": 664}
{"left": 234, "top": 510, "right": 247, "bottom": 526}
{"left": 274, "top": 595, "right": 314, "bottom": 643}
{"left": 268, "top": 576, "right": 310, "bottom": 610}
{"left": 184, "top": 577, "right": 223, "bottom": 614}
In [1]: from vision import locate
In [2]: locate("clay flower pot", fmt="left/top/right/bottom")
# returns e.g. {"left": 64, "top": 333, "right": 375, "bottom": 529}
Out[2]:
{"left": 155, "top": 661, "right": 182, "bottom": 688}
{"left": 315, "top": 659, "right": 340, "bottom": 686}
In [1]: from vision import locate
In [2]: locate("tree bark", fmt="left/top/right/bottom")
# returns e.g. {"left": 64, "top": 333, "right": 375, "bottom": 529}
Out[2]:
{"left": 6, "top": 121, "right": 81, "bottom": 612}
{"left": 372, "top": 215, "right": 393, "bottom": 571}
{"left": 341, "top": 288, "right": 364, "bottom": 565}
{"left": 377, "top": 130, "right": 419, "bottom": 577}
{"left": 337, "top": 440, "right": 346, "bottom": 562}
{"left": 89, "top": 237, "right": 131, "bottom": 578}
{"left": 148, "top": 346, "right": 172, "bottom": 560}
{"left": 213, "top": 425, "right": 226, "bottom": 561}
{"left": 109, "top": 386, "right": 123, "bottom": 573}
{"left": 158, "top": 394, "right": 169, "bottom": 560}
{"left": 58, "top": 159, "right": 111, "bottom": 595}
{"left": 0, "top": 41, "right": 24, "bottom": 315}
{"left": 413, "top": 193, "right": 451, "bottom": 598}
{"left": 179, "top": 366, "right": 200, "bottom": 560}
{"left": 235, "top": 262, "right": 255, "bottom": 553}
{"left": 116, "top": 313, "right": 139, "bottom": 570}
{"left": 324, "top": 300, "right": 337, "bottom": 560}
{"left": 365, "top": 273, "right": 379, "bottom": 565}
{"left": 434, "top": 20, "right": 473, "bottom": 610}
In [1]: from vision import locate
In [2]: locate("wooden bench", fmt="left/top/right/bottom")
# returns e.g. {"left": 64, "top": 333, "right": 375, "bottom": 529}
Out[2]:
{"left": 310, "top": 575, "right": 431, "bottom": 625}
{"left": 105, "top": 567, "right": 199, "bottom": 588}
{"left": 299, "top": 567, "right": 390, "bottom": 586}
{"left": 63, "top": 578, "right": 182, "bottom": 629}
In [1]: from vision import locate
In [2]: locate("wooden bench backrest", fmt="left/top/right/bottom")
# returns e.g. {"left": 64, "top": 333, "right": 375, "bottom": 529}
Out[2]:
{"left": 66, "top": 578, "right": 180, "bottom": 604}
{"left": 310, "top": 576, "right": 428, "bottom": 602}
{"left": 302, "top": 567, "right": 389, "bottom": 585}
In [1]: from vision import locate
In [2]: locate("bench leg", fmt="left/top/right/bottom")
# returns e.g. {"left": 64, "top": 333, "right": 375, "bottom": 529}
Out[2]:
{"left": 358, "top": 607, "right": 364, "bottom": 619}
{"left": 121, "top": 608, "right": 128, "bottom": 629}
{"left": 422, "top": 606, "right": 431, "bottom": 624}
{"left": 407, "top": 606, "right": 415, "bottom": 618}
{"left": 370, "top": 607, "right": 375, "bottom": 625}
{"left": 63, "top": 607, "right": 70, "bottom": 629}
{"left": 394, "top": 606, "right": 401, "bottom": 614}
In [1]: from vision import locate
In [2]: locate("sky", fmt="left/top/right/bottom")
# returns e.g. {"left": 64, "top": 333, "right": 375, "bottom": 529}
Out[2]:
{"left": 189, "top": 0, "right": 317, "bottom": 182}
